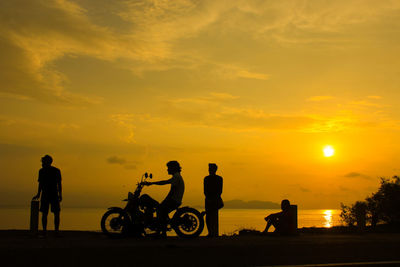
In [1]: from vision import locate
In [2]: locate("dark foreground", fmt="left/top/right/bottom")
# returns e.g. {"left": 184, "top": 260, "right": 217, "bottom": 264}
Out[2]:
{"left": 1, "top": 230, "right": 400, "bottom": 267}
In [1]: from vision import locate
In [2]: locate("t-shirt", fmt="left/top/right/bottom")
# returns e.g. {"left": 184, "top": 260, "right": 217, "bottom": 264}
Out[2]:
{"left": 38, "top": 166, "right": 61, "bottom": 199}
{"left": 204, "top": 174, "right": 223, "bottom": 199}
{"left": 165, "top": 173, "right": 184, "bottom": 204}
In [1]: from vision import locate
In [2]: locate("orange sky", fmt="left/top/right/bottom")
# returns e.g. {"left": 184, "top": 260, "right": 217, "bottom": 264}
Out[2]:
{"left": 1, "top": 0, "right": 400, "bottom": 209}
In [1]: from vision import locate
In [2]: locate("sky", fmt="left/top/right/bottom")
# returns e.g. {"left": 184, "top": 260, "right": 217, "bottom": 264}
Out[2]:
{"left": 1, "top": 0, "right": 400, "bottom": 209}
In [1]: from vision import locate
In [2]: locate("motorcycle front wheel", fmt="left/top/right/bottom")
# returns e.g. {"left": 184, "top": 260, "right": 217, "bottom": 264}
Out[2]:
{"left": 101, "top": 209, "right": 129, "bottom": 237}
{"left": 172, "top": 207, "right": 204, "bottom": 238}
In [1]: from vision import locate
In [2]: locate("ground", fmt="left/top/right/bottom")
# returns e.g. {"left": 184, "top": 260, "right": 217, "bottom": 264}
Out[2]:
{"left": 1, "top": 230, "right": 400, "bottom": 267}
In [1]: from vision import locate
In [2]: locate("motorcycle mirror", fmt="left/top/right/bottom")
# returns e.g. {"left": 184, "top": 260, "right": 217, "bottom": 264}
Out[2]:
{"left": 145, "top": 172, "right": 148, "bottom": 178}
{"left": 149, "top": 173, "right": 152, "bottom": 179}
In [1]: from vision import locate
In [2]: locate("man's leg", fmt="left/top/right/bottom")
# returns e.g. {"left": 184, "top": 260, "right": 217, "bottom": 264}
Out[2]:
{"left": 214, "top": 210, "right": 219, "bottom": 237}
{"left": 42, "top": 212, "right": 48, "bottom": 233}
{"left": 263, "top": 217, "right": 276, "bottom": 233}
{"left": 54, "top": 211, "right": 60, "bottom": 232}
{"left": 157, "top": 201, "right": 172, "bottom": 237}
{"left": 50, "top": 199, "right": 61, "bottom": 234}
{"left": 39, "top": 198, "right": 50, "bottom": 235}
{"left": 157, "top": 205, "right": 167, "bottom": 236}
{"left": 206, "top": 208, "right": 218, "bottom": 237}
{"left": 205, "top": 208, "right": 212, "bottom": 236}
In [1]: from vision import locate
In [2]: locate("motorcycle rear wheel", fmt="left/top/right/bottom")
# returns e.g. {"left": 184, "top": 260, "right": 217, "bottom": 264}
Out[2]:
{"left": 101, "top": 209, "right": 129, "bottom": 237}
{"left": 172, "top": 207, "right": 204, "bottom": 238}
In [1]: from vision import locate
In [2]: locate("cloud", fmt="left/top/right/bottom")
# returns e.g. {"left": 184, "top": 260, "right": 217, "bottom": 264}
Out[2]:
{"left": 367, "top": 96, "right": 382, "bottom": 100}
{"left": 302, "top": 116, "right": 354, "bottom": 133}
{"left": 107, "top": 156, "right": 127, "bottom": 165}
{"left": 0, "top": 92, "right": 33, "bottom": 101}
{"left": 208, "top": 92, "right": 239, "bottom": 101}
{"left": 236, "top": 70, "right": 269, "bottom": 80}
{"left": 124, "top": 164, "right": 137, "bottom": 170}
{"left": 0, "top": 114, "right": 83, "bottom": 144}
{"left": 344, "top": 172, "right": 371, "bottom": 180}
{"left": 2, "top": 0, "right": 400, "bottom": 105}
{"left": 106, "top": 155, "right": 138, "bottom": 170}
{"left": 160, "top": 95, "right": 317, "bottom": 131}
{"left": 0, "top": 1, "right": 111, "bottom": 105}
{"left": 171, "top": 92, "right": 239, "bottom": 105}
{"left": 149, "top": 93, "right": 380, "bottom": 133}
{"left": 339, "top": 186, "right": 351, "bottom": 192}
{"left": 299, "top": 187, "right": 310, "bottom": 192}
{"left": 307, "top": 96, "right": 335, "bottom": 102}
{"left": 109, "top": 114, "right": 136, "bottom": 143}
{"left": 349, "top": 100, "right": 386, "bottom": 109}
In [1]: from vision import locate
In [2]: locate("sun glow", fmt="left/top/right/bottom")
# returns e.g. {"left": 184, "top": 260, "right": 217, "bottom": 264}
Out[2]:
{"left": 323, "top": 145, "right": 335, "bottom": 157}
{"left": 323, "top": 210, "right": 333, "bottom": 228}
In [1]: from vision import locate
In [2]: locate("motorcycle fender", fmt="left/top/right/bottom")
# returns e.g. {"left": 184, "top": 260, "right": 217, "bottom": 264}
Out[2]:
{"left": 176, "top": 206, "right": 205, "bottom": 217}
{"left": 108, "top": 207, "right": 125, "bottom": 212}
{"left": 107, "top": 207, "right": 131, "bottom": 223}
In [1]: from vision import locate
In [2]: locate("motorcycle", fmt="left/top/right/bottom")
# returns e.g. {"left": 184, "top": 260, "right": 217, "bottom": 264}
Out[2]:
{"left": 101, "top": 172, "right": 204, "bottom": 238}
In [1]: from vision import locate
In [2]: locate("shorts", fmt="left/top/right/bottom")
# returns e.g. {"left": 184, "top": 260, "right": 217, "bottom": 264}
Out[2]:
{"left": 159, "top": 198, "right": 180, "bottom": 214}
{"left": 40, "top": 197, "right": 60, "bottom": 213}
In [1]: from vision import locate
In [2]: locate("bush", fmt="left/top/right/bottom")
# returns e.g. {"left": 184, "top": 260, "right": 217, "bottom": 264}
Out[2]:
{"left": 340, "top": 176, "right": 400, "bottom": 227}
{"left": 340, "top": 201, "right": 367, "bottom": 227}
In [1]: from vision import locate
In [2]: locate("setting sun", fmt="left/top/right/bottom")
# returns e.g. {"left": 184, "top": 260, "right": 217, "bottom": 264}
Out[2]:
{"left": 323, "top": 146, "right": 335, "bottom": 157}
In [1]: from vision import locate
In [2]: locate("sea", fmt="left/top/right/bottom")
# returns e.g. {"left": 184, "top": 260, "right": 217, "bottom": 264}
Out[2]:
{"left": 0, "top": 207, "right": 342, "bottom": 235}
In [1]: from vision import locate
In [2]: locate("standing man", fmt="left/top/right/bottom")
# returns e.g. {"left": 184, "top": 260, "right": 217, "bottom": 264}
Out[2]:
{"left": 143, "top": 160, "right": 184, "bottom": 237}
{"left": 33, "top": 155, "right": 62, "bottom": 236}
{"left": 204, "top": 163, "right": 223, "bottom": 237}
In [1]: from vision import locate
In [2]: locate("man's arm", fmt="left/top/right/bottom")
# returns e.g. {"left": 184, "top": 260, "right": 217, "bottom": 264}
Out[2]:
{"left": 33, "top": 183, "right": 42, "bottom": 199}
{"left": 144, "top": 178, "right": 172, "bottom": 186}
{"left": 58, "top": 170, "right": 62, "bottom": 202}
{"left": 32, "top": 171, "right": 42, "bottom": 199}
{"left": 265, "top": 211, "right": 283, "bottom": 220}
{"left": 203, "top": 178, "right": 207, "bottom": 197}
{"left": 217, "top": 176, "right": 223, "bottom": 196}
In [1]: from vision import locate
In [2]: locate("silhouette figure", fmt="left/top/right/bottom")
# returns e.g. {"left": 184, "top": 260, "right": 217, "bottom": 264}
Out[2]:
{"left": 143, "top": 161, "right": 184, "bottom": 237}
{"left": 263, "top": 199, "right": 296, "bottom": 235}
{"left": 204, "top": 163, "right": 223, "bottom": 237}
{"left": 101, "top": 170, "right": 204, "bottom": 238}
{"left": 32, "top": 155, "right": 62, "bottom": 236}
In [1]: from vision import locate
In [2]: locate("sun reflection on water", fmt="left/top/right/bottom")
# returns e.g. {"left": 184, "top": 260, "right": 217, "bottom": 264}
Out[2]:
{"left": 323, "top": 210, "right": 333, "bottom": 228}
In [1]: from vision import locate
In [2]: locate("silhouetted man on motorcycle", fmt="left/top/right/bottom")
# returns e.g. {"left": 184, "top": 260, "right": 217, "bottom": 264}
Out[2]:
{"left": 142, "top": 161, "right": 184, "bottom": 237}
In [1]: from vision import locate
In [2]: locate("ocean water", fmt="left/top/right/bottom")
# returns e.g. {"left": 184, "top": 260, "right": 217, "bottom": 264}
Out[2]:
{"left": 0, "top": 207, "right": 342, "bottom": 235}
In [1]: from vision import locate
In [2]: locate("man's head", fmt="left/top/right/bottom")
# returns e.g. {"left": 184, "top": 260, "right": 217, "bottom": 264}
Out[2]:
{"left": 167, "top": 161, "right": 181, "bottom": 175}
{"left": 41, "top": 155, "right": 53, "bottom": 167}
{"left": 208, "top": 163, "right": 218, "bottom": 175}
{"left": 281, "top": 199, "right": 291, "bottom": 211}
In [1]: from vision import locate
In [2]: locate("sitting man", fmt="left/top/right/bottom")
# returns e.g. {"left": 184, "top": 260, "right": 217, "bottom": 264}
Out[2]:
{"left": 263, "top": 199, "right": 296, "bottom": 235}
{"left": 143, "top": 161, "right": 184, "bottom": 237}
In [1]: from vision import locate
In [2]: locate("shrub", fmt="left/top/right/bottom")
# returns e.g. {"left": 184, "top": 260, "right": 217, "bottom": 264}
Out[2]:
{"left": 340, "top": 176, "right": 400, "bottom": 227}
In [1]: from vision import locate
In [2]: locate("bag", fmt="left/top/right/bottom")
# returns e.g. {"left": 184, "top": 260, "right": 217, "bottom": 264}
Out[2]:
{"left": 205, "top": 197, "right": 224, "bottom": 210}
{"left": 217, "top": 197, "right": 224, "bottom": 209}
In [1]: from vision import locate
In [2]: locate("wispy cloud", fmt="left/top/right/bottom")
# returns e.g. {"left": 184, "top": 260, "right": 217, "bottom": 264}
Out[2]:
{"left": 307, "top": 96, "right": 335, "bottom": 102}
{"left": 236, "top": 70, "right": 269, "bottom": 80}
{"left": 367, "top": 96, "right": 383, "bottom": 100}
{"left": 106, "top": 155, "right": 138, "bottom": 170}
{"left": 349, "top": 100, "right": 387, "bottom": 109}
{"left": 107, "top": 156, "right": 127, "bottom": 165}
{"left": 109, "top": 114, "right": 136, "bottom": 143}
{"left": 170, "top": 92, "right": 239, "bottom": 105}
{"left": 344, "top": 172, "right": 371, "bottom": 180}
{"left": 2, "top": 0, "right": 400, "bottom": 105}
{"left": 156, "top": 95, "right": 318, "bottom": 131}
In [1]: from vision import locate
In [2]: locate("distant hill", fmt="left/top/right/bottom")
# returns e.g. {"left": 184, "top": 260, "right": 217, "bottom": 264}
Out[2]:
{"left": 223, "top": 199, "right": 280, "bottom": 209}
